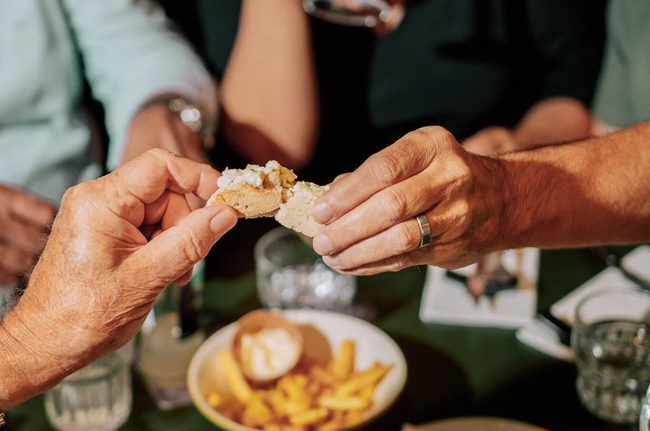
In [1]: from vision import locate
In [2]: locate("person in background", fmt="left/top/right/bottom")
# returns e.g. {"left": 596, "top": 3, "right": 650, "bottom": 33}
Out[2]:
{"left": 0, "top": 0, "right": 217, "bottom": 288}
{"left": 309, "top": 0, "right": 650, "bottom": 276}
{"left": 0, "top": 150, "right": 238, "bottom": 418}
{"left": 170, "top": 0, "right": 604, "bottom": 182}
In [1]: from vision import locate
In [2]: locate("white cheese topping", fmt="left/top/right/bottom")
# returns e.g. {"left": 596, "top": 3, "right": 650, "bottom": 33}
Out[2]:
{"left": 240, "top": 327, "right": 301, "bottom": 381}
{"left": 217, "top": 161, "right": 281, "bottom": 189}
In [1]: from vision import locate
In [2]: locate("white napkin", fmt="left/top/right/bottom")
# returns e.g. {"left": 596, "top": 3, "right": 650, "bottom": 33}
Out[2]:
{"left": 516, "top": 246, "right": 650, "bottom": 362}
{"left": 419, "top": 249, "right": 540, "bottom": 328}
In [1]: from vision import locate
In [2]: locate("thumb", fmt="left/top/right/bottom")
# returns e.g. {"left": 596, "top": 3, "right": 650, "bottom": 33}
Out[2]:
{"left": 125, "top": 204, "right": 238, "bottom": 288}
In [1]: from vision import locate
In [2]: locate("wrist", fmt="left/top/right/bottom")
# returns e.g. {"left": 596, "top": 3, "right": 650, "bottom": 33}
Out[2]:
{"left": 469, "top": 154, "right": 511, "bottom": 254}
{"left": 0, "top": 312, "right": 65, "bottom": 411}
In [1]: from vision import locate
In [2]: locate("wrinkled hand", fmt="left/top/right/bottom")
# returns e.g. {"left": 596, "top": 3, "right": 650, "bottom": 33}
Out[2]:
{"left": 462, "top": 126, "right": 518, "bottom": 156}
{"left": 6, "top": 149, "right": 237, "bottom": 371}
{"left": 122, "top": 104, "right": 210, "bottom": 209}
{"left": 0, "top": 184, "right": 56, "bottom": 285}
{"left": 311, "top": 126, "right": 505, "bottom": 275}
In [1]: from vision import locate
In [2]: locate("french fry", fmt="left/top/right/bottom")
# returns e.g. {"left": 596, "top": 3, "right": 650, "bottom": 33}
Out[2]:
{"left": 218, "top": 350, "right": 253, "bottom": 403}
{"left": 279, "top": 374, "right": 309, "bottom": 402}
{"left": 284, "top": 399, "right": 311, "bottom": 415}
{"left": 318, "top": 396, "right": 369, "bottom": 411}
{"left": 310, "top": 365, "right": 336, "bottom": 386}
{"left": 264, "top": 424, "right": 282, "bottom": 431}
{"left": 206, "top": 391, "right": 223, "bottom": 409}
{"left": 289, "top": 407, "right": 329, "bottom": 426}
{"left": 334, "top": 364, "right": 392, "bottom": 397}
{"left": 331, "top": 340, "right": 355, "bottom": 380}
{"left": 358, "top": 384, "right": 375, "bottom": 402}
{"left": 318, "top": 419, "right": 343, "bottom": 431}
{"left": 267, "top": 389, "right": 288, "bottom": 417}
{"left": 242, "top": 395, "right": 274, "bottom": 427}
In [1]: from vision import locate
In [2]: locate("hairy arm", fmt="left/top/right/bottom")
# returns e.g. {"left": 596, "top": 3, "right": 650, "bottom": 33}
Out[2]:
{"left": 220, "top": 0, "right": 319, "bottom": 170}
{"left": 501, "top": 121, "right": 650, "bottom": 250}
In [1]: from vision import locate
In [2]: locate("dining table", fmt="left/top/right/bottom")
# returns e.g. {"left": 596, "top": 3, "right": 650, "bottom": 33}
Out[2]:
{"left": 7, "top": 218, "right": 640, "bottom": 431}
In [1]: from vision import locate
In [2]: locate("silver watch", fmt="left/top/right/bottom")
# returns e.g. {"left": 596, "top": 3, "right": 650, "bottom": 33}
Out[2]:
{"left": 143, "top": 97, "right": 215, "bottom": 150}
{"left": 0, "top": 412, "right": 6, "bottom": 427}
{"left": 166, "top": 98, "right": 215, "bottom": 150}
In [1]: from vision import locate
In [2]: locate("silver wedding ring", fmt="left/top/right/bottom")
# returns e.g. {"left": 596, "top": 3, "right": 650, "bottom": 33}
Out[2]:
{"left": 415, "top": 213, "right": 432, "bottom": 248}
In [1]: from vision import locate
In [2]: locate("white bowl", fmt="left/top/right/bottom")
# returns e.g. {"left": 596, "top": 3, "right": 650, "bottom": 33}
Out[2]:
{"left": 187, "top": 309, "right": 408, "bottom": 431}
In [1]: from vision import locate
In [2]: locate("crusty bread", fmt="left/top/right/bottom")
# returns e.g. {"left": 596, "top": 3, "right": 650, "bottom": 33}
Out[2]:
{"left": 208, "top": 161, "right": 329, "bottom": 236}
{"left": 275, "top": 182, "right": 330, "bottom": 237}
{"left": 208, "top": 162, "right": 296, "bottom": 218}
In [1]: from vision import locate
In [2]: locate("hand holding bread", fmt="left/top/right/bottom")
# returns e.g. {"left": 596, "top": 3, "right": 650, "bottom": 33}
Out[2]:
{"left": 208, "top": 161, "right": 329, "bottom": 237}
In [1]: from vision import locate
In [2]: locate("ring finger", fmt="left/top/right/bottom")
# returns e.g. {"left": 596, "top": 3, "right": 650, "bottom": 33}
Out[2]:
{"left": 322, "top": 209, "right": 444, "bottom": 271}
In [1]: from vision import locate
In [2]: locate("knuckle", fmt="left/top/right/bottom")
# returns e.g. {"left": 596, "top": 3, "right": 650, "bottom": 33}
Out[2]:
{"left": 394, "top": 222, "right": 419, "bottom": 252}
{"left": 179, "top": 229, "right": 204, "bottom": 265}
{"left": 382, "top": 187, "right": 410, "bottom": 220}
{"left": 369, "top": 152, "right": 403, "bottom": 186}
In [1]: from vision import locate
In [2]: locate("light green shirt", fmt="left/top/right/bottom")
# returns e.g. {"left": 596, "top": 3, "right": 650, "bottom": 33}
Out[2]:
{"left": 594, "top": 0, "right": 650, "bottom": 129}
{"left": 0, "top": 0, "right": 216, "bottom": 203}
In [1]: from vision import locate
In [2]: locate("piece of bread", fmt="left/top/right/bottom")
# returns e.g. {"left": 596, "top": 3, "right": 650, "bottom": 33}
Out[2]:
{"left": 208, "top": 161, "right": 296, "bottom": 218}
{"left": 275, "top": 182, "right": 330, "bottom": 237}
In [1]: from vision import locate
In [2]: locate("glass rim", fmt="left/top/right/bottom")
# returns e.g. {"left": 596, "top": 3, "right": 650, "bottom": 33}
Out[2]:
{"left": 574, "top": 287, "right": 650, "bottom": 330}
{"left": 254, "top": 226, "right": 304, "bottom": 269}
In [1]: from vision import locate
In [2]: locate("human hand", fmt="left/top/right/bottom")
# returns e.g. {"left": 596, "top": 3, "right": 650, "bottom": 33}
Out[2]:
{"left": 0, "top": 184, "right": 56, "bottom": 285}
{"left": 4, "top": 150, "right": 237, "bottom": 374}
{"left": 310, "top": 126, "right": 506, "bottom": 275}
{"left": 462, "top": 126, "right": 518, "bottom": 156}
{"left": 122, "top": 103, "right": 210, "bottom": 209}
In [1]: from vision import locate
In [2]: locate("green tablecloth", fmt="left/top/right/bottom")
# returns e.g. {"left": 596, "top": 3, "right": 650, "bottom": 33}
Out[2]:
{"left": 9, "top": 248, "right": 637, "bottom": 431}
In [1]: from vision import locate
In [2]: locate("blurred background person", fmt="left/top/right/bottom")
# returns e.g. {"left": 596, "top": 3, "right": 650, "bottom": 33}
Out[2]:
{"left": 591, "top": 0, "right": 650, "bottom": 137}
{"left": 159, "top": 0, "right": 605, "bottom": 181}
{"left": 0, "top": 0, "right": 217, "bottom": 293}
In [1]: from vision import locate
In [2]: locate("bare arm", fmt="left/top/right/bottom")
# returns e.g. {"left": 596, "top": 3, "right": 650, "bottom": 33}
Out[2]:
{"left": 220, "top": 0, "right": 319, "bottom": 170}
{"left": 512, "top": 96, "right": 592, "bottom": 147}
{"left": 464, "top": 97, "right": 592, "bottom": 155}
{"left": 501, "top": 121, "right": 650, "bottom": 250}
{"left": 310, "top": 122, "right": 650, "bottom": 274}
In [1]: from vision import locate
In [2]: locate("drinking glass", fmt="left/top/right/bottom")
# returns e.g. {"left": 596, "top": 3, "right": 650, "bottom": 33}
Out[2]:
{"left": 641, "top": 384, "right": 650, "bottom": 430}
{"left": 573, "top": 289, "right": 650, "bottom": 424}
{"left": 255, "top": 227, "right": 356, "bottom": 311}
{"left": 44, "top": 341, "right": 134, "bottom": 431}
{"left": 302, "top": 0, "right": 391, "bottom": 27}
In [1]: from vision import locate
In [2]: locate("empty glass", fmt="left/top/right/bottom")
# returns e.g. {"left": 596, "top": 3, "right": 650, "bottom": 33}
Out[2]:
{"left": 302, "top": 0, "right": 391, "bottom": 27}
{"left": 573, "top": 289, "right": 650, "bottom": 424}
{"left": 255, "top": 227, "right": 356, "bottom": 311}
{"left": 44, "top": 341, "right": 134, "bottom": 431}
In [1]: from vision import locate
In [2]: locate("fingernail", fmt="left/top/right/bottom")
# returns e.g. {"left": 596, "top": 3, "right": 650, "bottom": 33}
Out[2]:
{"left": 323, "top": 255, "right": 339, "bottom": 268}
{"left": 312, "top": 201, "right": 333, "bottom": 224}
{"left": 313, "top": 234, "right": 334, "bottom": 256}
{"left": 210, "top": 209, "right": 238, "bottom": 231}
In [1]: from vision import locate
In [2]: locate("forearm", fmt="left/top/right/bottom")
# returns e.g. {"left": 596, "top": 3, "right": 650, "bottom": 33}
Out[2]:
{"left": 512, "top": 97, "right": 592, "bottom": 147}
{"left": 221, "top": 0, "right": 319, "bottom": 169}
{"left": 500, "top": 121, "right": 650, "bottom": 250}
{"left": 0, "top": 311, "right": 70, "bottom": 411}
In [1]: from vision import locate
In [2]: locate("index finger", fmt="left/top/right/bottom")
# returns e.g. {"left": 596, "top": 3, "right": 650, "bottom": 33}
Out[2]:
{"left": 312, "top": 127, "right": 452, "bottom": 225}
{"left": 113, "top": 149, "right": 220, "bottom": 204}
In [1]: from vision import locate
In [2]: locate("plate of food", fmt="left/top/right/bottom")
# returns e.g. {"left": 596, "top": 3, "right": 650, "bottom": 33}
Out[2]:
{"left": 187, "top": 309, "right": 407, "bottom": 431}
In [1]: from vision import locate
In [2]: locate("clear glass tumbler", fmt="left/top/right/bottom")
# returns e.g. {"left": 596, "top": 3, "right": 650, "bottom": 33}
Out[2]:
{"left": 255, "top": 227, "right": 356, "bottom": 311}
{"left": 573, "top": 289, "right": 650, "bottom": 424}
{"left": 44, "top": 341, "right": 134, "bottom": 431}
{"left": 302, "top": 0, "right": 391, "bottom": 27}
